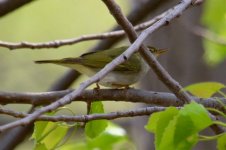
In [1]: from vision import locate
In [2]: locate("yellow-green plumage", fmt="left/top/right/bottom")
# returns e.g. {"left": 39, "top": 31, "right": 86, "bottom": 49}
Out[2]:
{"left": 35, "top": 46, "right": 165, "bottom": 88}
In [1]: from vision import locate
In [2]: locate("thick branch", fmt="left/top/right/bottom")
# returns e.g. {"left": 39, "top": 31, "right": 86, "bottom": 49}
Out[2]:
{"left": 0, "top": 89, "right": 224, "bottom": 113}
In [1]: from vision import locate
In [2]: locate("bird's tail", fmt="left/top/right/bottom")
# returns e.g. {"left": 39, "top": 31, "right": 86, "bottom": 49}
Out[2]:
{"left": 35, "top": 60, "right": 61, "bottom": 64}
{"left": 35, "top": 58, "right": 81, "bottom": 64}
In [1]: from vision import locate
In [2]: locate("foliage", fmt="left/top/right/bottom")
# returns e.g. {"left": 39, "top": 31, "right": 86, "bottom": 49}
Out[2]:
{"left": 32, "top": 120, "right": 69, "bottom": 150}
{"left": 145, "top": 102, "right": 213, "bottom": 150}
{"left": 85, "top": 102, "right": 108, "bottom": 138}
{"left": 184, "top": 82, "right": 225, "bottom": 98}
{"left": 30, "top": 82, "right": 226, "bottom": 150}
{"left": 61, "top": 123, "right": 133, "bottom": 150}
{"left": 217, "top": 134, "right": 226, "bottom": 150}
{"left": 32, "top": 102, "right": 134, "bottom": 150}
{"left": 145, "top": 82, "right": 226, "bottom": 150}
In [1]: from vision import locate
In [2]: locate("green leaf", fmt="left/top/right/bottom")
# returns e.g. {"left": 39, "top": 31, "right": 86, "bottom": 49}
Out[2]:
{"left": 184, "top": 82, "right": 225, "bottom": 98}
{"left": 60, "top": 142, "right": 87, "bottom": 150}
{"left": 171, "top": 102, "right": 212, "bottom": 150}
{"left": 146, "top": 102, "right": 213, "bottom": 150}
{"left": 182, "top": 101, "right": 213, "bottom": 130}
{"left": 173, "top": 115, "right": 198, "bottom": 150}
{"left": 145, "top": 107, "right": 179, "bottom": 149}
{"left": 87, "top": 123, "right": 130, "bottom": 150}
{"left": 31, "top": 121, "right": 49, "bottom": 141}
{"left": 85, "top": 101, "right": 108, "bottom": 138}
{"left": 31, "top": 111, "right": 56, "bottom": 141}
{"left": 32, "top": 121, "right": 69, "bottom": 150}
{"left": 34, "top": 143, "right": 48, "bottom": 150}
{"left": 145, "top": 107, "right": 178, "bottom": 133}
{"left": 217, "top": 134, "right": 226, "bottom": 150}
{"left": 158, "top": 114, "right": 178, "bottom": 150}
{"left": 145, "top": 110, "right": 161, "bottom": 133}
{"left": 61, "top": 123, "right": 133, "bottom": 150}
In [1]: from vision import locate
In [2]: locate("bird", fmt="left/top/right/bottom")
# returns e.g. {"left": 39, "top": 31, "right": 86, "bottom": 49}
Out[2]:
{"left": 35, "top": 46, "right": 166, "bottom": 88}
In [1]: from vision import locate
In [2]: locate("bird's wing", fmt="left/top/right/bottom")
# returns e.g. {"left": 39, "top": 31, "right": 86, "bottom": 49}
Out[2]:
{"left": 80, "top": 47, "right": 142, "bottom": 73}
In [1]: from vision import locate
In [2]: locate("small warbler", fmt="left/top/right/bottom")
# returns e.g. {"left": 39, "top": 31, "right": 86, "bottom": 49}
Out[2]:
{"left": 35, "top": 46, "right": 166, "bottom": 88}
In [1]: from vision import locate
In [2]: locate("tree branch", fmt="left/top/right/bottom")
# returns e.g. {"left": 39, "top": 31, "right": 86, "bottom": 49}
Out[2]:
{"left": 0, "top": 89, "right": 225, "bottom": 113}
{"left": 0, "top": 12, "right": 166, "bottom": 50}
{"left": 192, "top": 26, "right": 226, "bottom": 46}
{"left": 0, "top": 106, "right": 166, "bottom": 122}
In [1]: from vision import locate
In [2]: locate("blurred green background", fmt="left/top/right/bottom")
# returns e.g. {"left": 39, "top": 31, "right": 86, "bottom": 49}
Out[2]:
{"left": 202, "top": 0, "right": 226, "bottom": 65}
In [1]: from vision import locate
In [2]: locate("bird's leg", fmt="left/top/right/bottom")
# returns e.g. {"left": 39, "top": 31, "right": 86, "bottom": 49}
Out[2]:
{"left": 94, "top": 82, "right": 100, "bottom": 90}
{"left": 87, "top": 83, "right": 100, "bottom": 115}
{"left": 124, "top": 85, "right": 130, "bottom": 89}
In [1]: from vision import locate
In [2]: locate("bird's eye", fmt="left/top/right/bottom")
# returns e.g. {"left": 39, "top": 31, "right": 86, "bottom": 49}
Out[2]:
{"left": 147, "top": 46, "right": 158, "bottom": 53}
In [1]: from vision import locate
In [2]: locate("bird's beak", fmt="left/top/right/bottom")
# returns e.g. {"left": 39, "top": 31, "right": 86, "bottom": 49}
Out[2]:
{"left": 155, "top": 49, "right": 167, "bottom": 57}
{"left": 158, "top": 49, "right": 168, "bottom": 54}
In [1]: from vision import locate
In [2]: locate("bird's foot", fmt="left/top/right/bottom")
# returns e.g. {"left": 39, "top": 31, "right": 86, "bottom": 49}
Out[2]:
{"left": 94, "top": 83, "right": 100, "bottom": 90}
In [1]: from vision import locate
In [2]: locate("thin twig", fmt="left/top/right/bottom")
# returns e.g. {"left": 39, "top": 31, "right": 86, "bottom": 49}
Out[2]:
{"left": 181, "top": 19, "right": 226, "bottom": 46}
{"left": 208, "top": 113, "right": 225, "bottom": 134}
{"left": 0, "top": 13, "right": 166, "bottom": 50}
{"left": 192, "top": 26, "right": 226, "bottom": 46}
{"left": 0, "top": 106, "right": 166, "bottom": 122}
{"left": 0, "top": 0, "right": 201, "bottom": 132}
